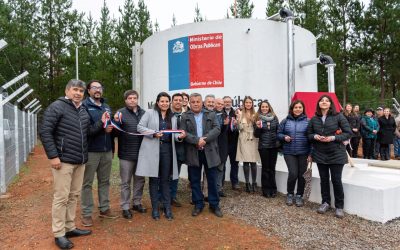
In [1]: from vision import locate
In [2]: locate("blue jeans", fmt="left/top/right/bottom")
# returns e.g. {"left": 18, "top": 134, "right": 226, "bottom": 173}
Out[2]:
{"left": 188, "top": 150, "right": 220, "bottom": 209}
{"left": 394, "top": 137, "right": 400, "bottom": 157}
{"left": 170, "top": 161, "right": 182, "bottom": 200}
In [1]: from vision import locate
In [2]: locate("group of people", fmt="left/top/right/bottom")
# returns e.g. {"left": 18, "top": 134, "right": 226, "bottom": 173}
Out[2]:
{"left": 40, "top": 79, "right": 400, "bottom": 250}
{"left": 342, "top": 104, "right": 400, "bottom": 160}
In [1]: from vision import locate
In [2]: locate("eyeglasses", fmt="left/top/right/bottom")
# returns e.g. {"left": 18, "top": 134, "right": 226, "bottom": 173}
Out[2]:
{"left": 90, "top": 86, "right": 103, "bottom": 91}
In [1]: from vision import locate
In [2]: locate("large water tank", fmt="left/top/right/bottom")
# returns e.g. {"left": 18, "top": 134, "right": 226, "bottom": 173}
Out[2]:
{"left": 141, "top": 18, "right": 317, "bottom": 118}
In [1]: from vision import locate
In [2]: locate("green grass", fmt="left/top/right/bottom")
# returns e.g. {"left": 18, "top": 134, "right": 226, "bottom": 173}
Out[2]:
{"left": 10, "top": 164, "right": 30, "bottom": 185}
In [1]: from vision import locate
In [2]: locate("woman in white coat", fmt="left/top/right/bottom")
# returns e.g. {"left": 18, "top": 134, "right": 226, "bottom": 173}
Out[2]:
{"left": 136, "top": 92, "right": 186, "bottom": 221}
{"left": 236, "top": 96, "right": 260, "bottom": 193}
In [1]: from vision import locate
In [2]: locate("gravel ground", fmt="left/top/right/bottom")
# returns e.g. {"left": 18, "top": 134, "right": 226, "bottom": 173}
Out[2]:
{"left": 109, "top": 159, "right": 400, "bottom": 249}
{"left": 217, "top": 184, "right": 400, "bottom": 250}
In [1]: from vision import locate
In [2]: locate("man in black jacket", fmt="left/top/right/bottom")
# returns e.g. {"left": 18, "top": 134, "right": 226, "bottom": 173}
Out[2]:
{"left": 81, "top": 80, "right": 118, "bottom": 227}
{"left": 180, "top": 93, "right": 223, "bottom": 218}
{"left": 223, "top": 96, "right": 240, "bottom": 190}
{"left": 215, "top": 98, "right": 229, "bottom": 197}
{"left": 170, "top": 93, "right": 185, "bottom": 207}
{"left": 113, "top": 90, "right": 147, "bottom": 219}
{"left": 40, "top": 79, "right": 106, "bottom": 249}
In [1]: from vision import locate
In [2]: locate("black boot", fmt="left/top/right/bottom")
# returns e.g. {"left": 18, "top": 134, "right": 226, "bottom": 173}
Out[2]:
{"left": 151, "top": 203, "right": 160, "bottom": 221}
{"left": 245, "top": 183, "right": 251, "bottom": 193}
{"left": 164, "top": 206, "right": 174, "bottom": 221}
{"left": 252, "top": 183, "right": 257, "bottom": 193}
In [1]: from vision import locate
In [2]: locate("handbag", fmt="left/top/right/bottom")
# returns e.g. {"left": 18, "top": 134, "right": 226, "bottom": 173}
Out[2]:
{"left": 302, "top": 161, "right": 313, "bottom": 201}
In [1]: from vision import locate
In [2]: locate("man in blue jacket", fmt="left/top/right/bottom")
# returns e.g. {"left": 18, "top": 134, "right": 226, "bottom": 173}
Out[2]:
{"left": 81, "top": 80, "right": 118, "bottom": 227}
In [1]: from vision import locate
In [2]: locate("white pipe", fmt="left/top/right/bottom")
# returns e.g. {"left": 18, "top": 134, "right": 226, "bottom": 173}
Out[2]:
{"left": 287, "top": 16, "right": 295, "bottom": 106}
{"left": 326, "top": 64, "right": 336, "bottom": 93}
{"left": 76, "top": 46, "right": 79, "bottom": 80}
{"left": 299, "top": 58, "right": 320, "bottom": 68}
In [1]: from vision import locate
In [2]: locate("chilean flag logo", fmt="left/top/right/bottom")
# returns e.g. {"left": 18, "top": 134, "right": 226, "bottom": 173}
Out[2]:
{"left": 168, "top": 33, "right": 224, "bottom": 91}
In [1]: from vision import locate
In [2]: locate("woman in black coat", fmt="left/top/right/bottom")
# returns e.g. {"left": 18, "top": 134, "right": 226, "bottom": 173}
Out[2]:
{"left": 343, "top": 103, "right": 360, "bottom": 157}
{"left": 377, "top": 108, "right": 396, "bottom": 160}
{"left": 254, "top": 100, "right": 279, "bottom": 197}
{"left": 307, "top": 95, "right": 352, "bottom": 218}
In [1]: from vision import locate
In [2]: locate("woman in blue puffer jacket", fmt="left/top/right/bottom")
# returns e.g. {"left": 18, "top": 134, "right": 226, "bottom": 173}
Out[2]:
{"left": 278, "top": 100, "right": 311, "bottom": 207}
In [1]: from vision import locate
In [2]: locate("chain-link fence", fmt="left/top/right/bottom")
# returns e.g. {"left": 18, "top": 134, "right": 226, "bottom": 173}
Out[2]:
{"left": 0, "top": 102, "right": 38, "bottom": 193}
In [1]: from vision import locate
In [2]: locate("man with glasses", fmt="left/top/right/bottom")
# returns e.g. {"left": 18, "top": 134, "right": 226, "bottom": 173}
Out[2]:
{"left": 223, "top": 96, "right": 240, "bottom": 190}
{"left": 81, "top": 80, "right": 118, "bottom": 227}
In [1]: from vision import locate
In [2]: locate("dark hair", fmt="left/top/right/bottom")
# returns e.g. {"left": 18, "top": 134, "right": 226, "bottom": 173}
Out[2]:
{"left": 86, "top": 80, "right": 103, "bottom": 96}
{"left": 289, "top": 100, "right": 306, "bottom": 117}
{"left": 181, "top": 92, "right": 190, "bottom": 99}
{"left": 87, "top": 80, "right": 103, "bottom": 90}
{"left": 124, "top": 90, "right": 139, "bottom": 100}
{"left": 343, "top": 103, "right": 354, "bottom": 117}
{"left": 257, "top": 100, "right": 276, "bottom": 116}
{"left": 66, "top": 79, "right": 86, "bottom": 90}
{"left": 172, "top": 93, "right": 183, "bottom": 101}
{"left": 315, "top": 95, "right": 337, "bottom": 116}
{"left": 154, "top": 92, "right": 172, "bottom": 125}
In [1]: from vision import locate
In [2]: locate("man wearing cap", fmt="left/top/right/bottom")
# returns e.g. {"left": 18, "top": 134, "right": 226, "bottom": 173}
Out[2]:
{"left": 40, "top": 79, "right": 107, "bottom": 249}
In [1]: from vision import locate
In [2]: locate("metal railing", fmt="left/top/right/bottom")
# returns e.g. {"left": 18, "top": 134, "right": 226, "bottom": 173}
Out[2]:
{"left": 0, "top": 39, "right": 40, "bottom": 193}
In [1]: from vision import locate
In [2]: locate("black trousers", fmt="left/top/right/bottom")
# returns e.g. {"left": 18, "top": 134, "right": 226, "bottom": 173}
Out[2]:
{"left": 379, "top": 144, "right": 390, "bottom": 160}
{"left": 362, "top": 138, "right": 375, "bottom": 159}
{"left": 317, "top": 164, "right": 344, "bottom": 209}
{"left": 284, "top": 155, "right": 308, "bottom": 196}
{"left": 259, "top": 148, "right": 278, "bottom": 196}
{"left": 227, "top": 143, "right": 239, "bottom": 187}
{"left": 350, "top": 137, "right": 360, "bottom": 158}
{"left": 149, "top": 143, "right": 172, "bottom": 210}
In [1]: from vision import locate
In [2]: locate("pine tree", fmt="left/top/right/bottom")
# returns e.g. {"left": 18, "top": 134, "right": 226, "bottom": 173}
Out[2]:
{"left": 230, "top": 0, "right": 254, "bottom": 18}
{"left": 194, "top": 3, "right": 203, "bottom": 22}
{"left": 171, "top": 13, "right": 177, "bottom": 27}
{"left": 94, "top": 0, "right": 121, "bottom": 108}
{"left": 363, "top": 0, "right": 400, "bottom": 103}
{"left": 136, "top": 0, "right": 152, "bottom": 43}
{"left": 324, "top": 0, "right": 364, "bottom": 105}
{"left": 154, "top": 19, "right": 160, "bottom": 32}
{"left": 38, "top": 0, "right": 80, "bottom": 106}
{"left": 115, "top": 0, "right": 137, "bottom": 86}
{"left": 265, "top": 0, "right": 285, "bottom": 17}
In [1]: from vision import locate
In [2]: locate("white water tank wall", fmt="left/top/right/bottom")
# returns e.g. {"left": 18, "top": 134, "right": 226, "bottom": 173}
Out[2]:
{"left": 141, "top": 19, "right": 317, "bottom": 118}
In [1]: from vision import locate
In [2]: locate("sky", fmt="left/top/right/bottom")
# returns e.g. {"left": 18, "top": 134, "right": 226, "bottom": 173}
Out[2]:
{"left": 72, "top": 0, "right": 269, "bottom": 31}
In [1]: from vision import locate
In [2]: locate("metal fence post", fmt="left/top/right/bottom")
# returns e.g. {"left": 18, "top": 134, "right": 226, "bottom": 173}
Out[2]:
{"left": 31, "top": 112, "right": 34, "bottom": 150}
{"left": 22, "top": 111, "right": 26, "bottom": 161}
{"left": 0, "top": 94, "right": 6, "bottom": 193}
{"left": 27, "top": 110, "right": 31, "bottom": 153}
{"left": 14, "top": 104, "right": 19, "bottom": 173}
